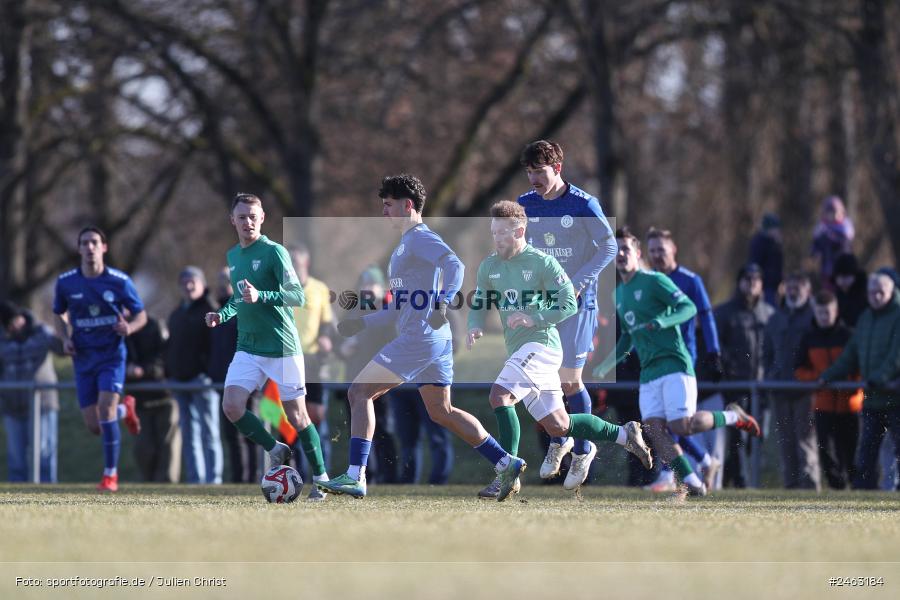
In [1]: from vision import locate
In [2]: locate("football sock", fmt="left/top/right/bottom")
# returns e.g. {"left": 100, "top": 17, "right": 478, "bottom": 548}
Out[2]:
{"left": 99, "top": 418, "right": 120, "bottom": 476}
{"left": 684, "top": 472, "right": 704, "bottom": 488}
{"left": 715, "top": 411, "right": 738, "bottom": 427}
{"left": 550, "top": 436, "right": 570, "bottom": 446}
{"left": 493, "top": 405, "right": 520, "bottom": 455}
{"left": 348, "top": 437, "right": 372, "bottom": 481}
{"left": 313, "top": 473, "right": 329, "bottom": 483}
{"left": 671, "top": 454, "right": 696, "bottom": 483}
{"left": 116, "top": 404, "right": 126, "bottom": 420}
{"left": 566, "top": 388, "right": 593, "bottom": 454}
{"left": 297, "top": 423, "right": 326, "bottom": 477}
{"left": 234, "top": 410, "right": 276, "bottom": 451}
{"left": 678, "top": 434, "right": 708, "bottom": 462}
{"left": 474, "top": 435, "right": 508, "bottom": 468}
{"left": 566, "top": 414, "right": 620, "bottom": 443}
{"left": 615, "top": 426, "right": 627, "bottom": 446}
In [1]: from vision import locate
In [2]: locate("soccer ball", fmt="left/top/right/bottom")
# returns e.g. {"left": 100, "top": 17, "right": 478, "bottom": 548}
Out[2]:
{"left": 261, "top": 465, "right": 303, "bottom": 503}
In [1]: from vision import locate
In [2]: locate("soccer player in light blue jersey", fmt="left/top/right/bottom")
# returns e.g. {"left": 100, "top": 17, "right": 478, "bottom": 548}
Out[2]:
{"left": 318, "top": 175, "right": 525, "bottom": 500}
{"left": 516, "top": 140, "right": 618, "bottom": 489}
{"left": 53, "top": 227, "right": 147, "bottom": 492}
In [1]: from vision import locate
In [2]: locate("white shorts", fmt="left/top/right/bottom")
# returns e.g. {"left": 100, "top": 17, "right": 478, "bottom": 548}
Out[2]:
{"left": 224, "top": 351, "right": 306, "bottom": 401}
{"left": 495, "top": 342, "right": 564, "bottom": 422}
{"left": 639, "top": 372, "right": 697, "bottom": 422}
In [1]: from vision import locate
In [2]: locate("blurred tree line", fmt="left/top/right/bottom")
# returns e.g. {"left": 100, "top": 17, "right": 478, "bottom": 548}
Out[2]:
{"left": 1, "top": 0, "right": 898, "bottom": 313}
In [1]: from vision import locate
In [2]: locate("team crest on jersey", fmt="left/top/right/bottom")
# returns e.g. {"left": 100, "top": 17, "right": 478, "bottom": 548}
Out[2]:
{"left": 252, "top": 259, "right": 261, "bottom": 271}
{"left": 543, "top": 232, "right": 556, "bottom": 246}
{"left": 522, "top": 270, "right": 533, "bottom": 282}
{"left": 89, "top": 304, "right": 100, "bottom": 317}
{"left": 634, "top": 290, "right": 643, "bottom": 301}
{"left": 504, "top": 289, "right": 519, "bottom": 305}
{"left": 561, "top": 215, "right": 574, "bottom": 228}
{"left": 624, "top": 311, "right": 636, "bottom": 326}
{"left": 396, "top": 244, "right": 405, "bottom": 256}
{"left": 102, "top": 290, "right": 115, "bottom": 303}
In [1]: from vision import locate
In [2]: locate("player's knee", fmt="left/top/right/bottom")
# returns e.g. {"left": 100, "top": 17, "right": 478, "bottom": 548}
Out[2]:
{"left": 221, "top": 399, "right": 245, "bottom": 423}
{"left": 424, "top": 402, "right": 452, "bottom": 424}
{"left": 347, "top": 384, "right": 370, "bottom": 409}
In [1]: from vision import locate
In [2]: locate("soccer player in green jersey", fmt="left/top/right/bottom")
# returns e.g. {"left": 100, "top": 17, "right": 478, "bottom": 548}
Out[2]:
{"left": 468, "top": 201, "right": 652, "bottom": 498}
{"left": 205, "top": 193, "right": 330, "bottom": 500}
{"left": 593, "top": 227, "right": 761, "bottom": 497}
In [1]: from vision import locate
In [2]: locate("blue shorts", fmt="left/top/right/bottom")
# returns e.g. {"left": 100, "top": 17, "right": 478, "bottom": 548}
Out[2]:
{"left": 557, "top": 307, "right": 596, "bottom": 369}
{"left": 373, "top": 335, "right": 453, "bottom": 387}
{"left": 74, "top": 354, "right": 126, "bottom": 409}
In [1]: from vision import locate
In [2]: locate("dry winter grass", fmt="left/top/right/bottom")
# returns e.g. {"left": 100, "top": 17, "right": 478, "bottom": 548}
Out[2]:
{"left": 1, "top": 484, "right": 898, "bottom": 599}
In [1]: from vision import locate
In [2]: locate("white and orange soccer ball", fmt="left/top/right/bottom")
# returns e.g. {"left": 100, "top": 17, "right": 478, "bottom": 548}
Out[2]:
{"left": 261, "top": 465, "right": 303, "bottom": 503}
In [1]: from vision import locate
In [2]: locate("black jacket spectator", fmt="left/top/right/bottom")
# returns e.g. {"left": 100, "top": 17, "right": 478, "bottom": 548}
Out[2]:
{"left": 0, "top": 308, "right": 62, "bottom": 417}
{"left": 714, "top": 295, "right": 774, "bottom": 382}
{"left": 166, "top": 293, "right": 216, "bottom": 381}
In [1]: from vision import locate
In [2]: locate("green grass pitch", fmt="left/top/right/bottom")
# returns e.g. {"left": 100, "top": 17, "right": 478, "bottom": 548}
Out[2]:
{"left": 1, "top": 484, "right": 898, "bottom": 599}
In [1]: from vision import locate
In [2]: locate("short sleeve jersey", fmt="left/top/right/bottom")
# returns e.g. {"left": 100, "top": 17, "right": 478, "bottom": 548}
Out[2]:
{"left": 53, "top": 267, "right": 144, "bottom": 369}
{"left": 386, "top": 224, "right": 456, "bottom": 340}
{"left": 518, "top": 183, "right": 614, "bottom": 310}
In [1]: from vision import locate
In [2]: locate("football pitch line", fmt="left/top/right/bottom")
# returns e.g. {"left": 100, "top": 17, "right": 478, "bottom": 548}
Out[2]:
{"left": 1, "top": 485, "right": 898, "bottom": 599}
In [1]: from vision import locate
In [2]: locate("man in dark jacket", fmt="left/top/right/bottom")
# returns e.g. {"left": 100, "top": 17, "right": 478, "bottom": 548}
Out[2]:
{"left": 794, "top": 290, "right": 862, "bottom": 489}
{"left": 748, "top": 213, "right": 784, "bottom": 307}
{"left": 714, "top": 264, "right": 775, "bottom": 487}
{"left": 126, "top": 316, "right": 180, "bottom": 483}
{"left": 822, "top": 272, "right": 900, "bottom": 489}
{"left": 166, "top": 266, "right": 222, "bottom": 484}
{"left": 765, "top": 271, "right": 819, "bottom": 490}
{"left": 0, "top": 302, "right": 63, "bottom": 482}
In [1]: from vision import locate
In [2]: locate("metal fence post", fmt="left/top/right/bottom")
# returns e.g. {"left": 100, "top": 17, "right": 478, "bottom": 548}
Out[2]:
{"left": 30, "top": 383, "right": 40, "bottom": 484}
{"left": 749, "top": 382, "right": 761, "bottom": 488}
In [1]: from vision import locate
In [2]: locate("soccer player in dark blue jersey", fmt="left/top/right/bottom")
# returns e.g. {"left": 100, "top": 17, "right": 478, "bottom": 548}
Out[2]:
{"left": 53, "top": 227, "right": 147, "bottom": 491}
{"left": 318, "top": 175, "right": 525, "bottom": 500}
{"left": 646, "top": 227, "right": 726, "bottom": 491}
{"left": 503, "top": 140, "right": 617, "bottom": 492}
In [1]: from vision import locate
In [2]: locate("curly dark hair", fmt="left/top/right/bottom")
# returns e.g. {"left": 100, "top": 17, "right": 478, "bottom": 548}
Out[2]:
{"left": 378, "top": 174, "right": 427, "bottom": 213}
{"left": 520, "top": 140, "right": 563, "bottom": 168}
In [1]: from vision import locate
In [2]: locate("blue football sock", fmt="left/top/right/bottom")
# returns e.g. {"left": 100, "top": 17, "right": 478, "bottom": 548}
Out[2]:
{"left": 474, "top": 435, "right": 508, "bottom": 466}
{"left": 566, "top": 388, "right": 593, "bottom": 454}
{"left": 100, "top": 419, "right": 120, "bottom": 473}
{"left": 676, "top": 434, "right": 708, "bottom": 462}
{"left": 349, "top": 437, "right": 372, "bottom": 469}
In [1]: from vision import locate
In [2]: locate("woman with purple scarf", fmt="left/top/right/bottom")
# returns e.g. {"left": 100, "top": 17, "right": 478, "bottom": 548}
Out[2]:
{"left": 812, "top": 195, "right": 854, "bottom": 286}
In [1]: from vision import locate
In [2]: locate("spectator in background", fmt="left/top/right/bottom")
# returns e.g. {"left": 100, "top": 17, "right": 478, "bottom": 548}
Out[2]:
{"left": 645, "top": 227, "right": 723, "bottom": 492}
{"left": 166, "top": 266, "right": 223, "bottom": 484}
{"left": 208, "top": 266, "right": 258, "bottom": 483}
{"left": 126, "top": 315, "right": 181, "bottom": 483}
{"left": 0, "top": 302, "right": 63, "bottom": 482}
{"left": 337, "top": 266, "right": 399, "bottom": 484}
{"left": 714, "top": 263, "right": 775, "bottom": 487}
{"left": 831, "top": 253, "right": 868, "bottom": 328}
{"left": 821, "top": 272, "right": 900, "bottom": 489}
{"left": 812, "top": 195, "right": 854, "bottom": 285}
{"left": 289, "top": 244, "right": 336, "bottom": 477}
{"left": 749, "top": 213, "right": 784, "bottom": 307}
{"left": 766, "top": 271, "right": 819, "bottom": 490}
{"left": 794, "top": 290, "right": 862, "bottom": 489}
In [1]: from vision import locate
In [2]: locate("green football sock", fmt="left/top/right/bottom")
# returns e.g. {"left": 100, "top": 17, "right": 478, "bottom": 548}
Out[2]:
{"left": 566, "top": 413, "right": 620, "bottom": 443}
{"left": 297, "top": 423, "right": 326, "bottom": 476}
{"left": 494, "top": 405, "right": 520, "bottom": 455}
{"left": 234, "top": 410, "right": 276, "bottom": 451}
{"left": 712, "top": 411, "right": 727, "bottom": 429}
{"left": 671, "top": 454, "right": 695, "bottom": 481}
